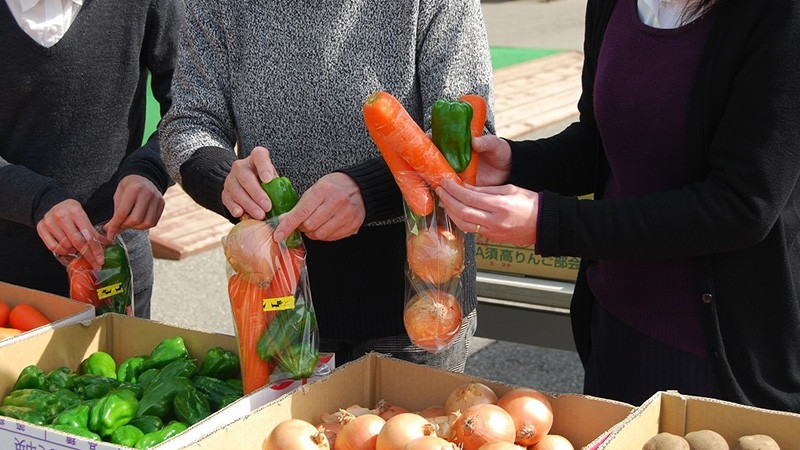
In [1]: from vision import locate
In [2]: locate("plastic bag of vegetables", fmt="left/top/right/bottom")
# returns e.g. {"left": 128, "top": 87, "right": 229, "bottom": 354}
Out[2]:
{"left": 223, "top": 176, "right": 323, "bottom": 394}
{"left": 363, "top": 91, "right": 487, "bottom": 353}
{"left": 60, "top": 226, "right": 135, "bottom": 316}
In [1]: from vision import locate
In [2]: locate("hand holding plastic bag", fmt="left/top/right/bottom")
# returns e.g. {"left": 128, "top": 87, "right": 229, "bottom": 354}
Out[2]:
{"left": 223, "top": 177, "right": 322, "bottom": 394}
{"left": 60, "top": 226, "right": 135, "bottom": 316}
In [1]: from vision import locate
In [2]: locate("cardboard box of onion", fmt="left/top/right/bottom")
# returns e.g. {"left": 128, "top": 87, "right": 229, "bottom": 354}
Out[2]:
{"left": 183, "top": 353, "right": 634, "bottom": 450}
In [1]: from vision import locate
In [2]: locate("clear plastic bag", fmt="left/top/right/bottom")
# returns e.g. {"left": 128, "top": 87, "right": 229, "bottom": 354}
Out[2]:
{"left": 60, "top": 227, "right": 135, "bottom": 316}
{"left": 223, "top": 215, "right": 324, "bottom": 394}
{"left": 402, "top": 191, "right": 465, "bottom": 353}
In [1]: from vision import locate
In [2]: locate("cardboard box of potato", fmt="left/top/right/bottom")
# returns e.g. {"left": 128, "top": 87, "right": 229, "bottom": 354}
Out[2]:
{"left": 599, "top": 390, "right": 800, "bottom": 449}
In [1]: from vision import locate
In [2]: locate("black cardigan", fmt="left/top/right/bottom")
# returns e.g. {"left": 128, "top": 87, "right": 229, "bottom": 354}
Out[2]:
{"left": 507, "top": 0, "right": 800, "bottom": 411}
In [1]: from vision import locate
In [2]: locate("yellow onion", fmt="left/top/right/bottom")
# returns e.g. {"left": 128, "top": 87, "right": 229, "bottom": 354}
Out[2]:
{"left": 222, "top": 218, "right": 279, "bottom": 286}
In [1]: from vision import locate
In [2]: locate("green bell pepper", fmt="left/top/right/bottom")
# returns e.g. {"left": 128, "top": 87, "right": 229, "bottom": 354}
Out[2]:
{"left": 72, "top": 374, "right": 123, "bottom": 400}
{"left": 276, "top": 342, "right": 319, "bottom": 380}
{"left": 51, "top": 404, "right": 91, "bottom": 429}
{"left": 225, "top": 378, "right": 243, "bottom": 391}
{"left": 80, "top": 351, "right": 118, "bottom": 379}
{"left": 140, "top": 336, "right": 189, "bottom": 372}
{"left": 96, "top": 243, "right": 133, "bottom": 315}
{"left": 129, "top": 415, "right": 164, "bottom": 434}
{"left": 48, "top": 424, "right": 102, "bottom": 441}
{"left": 12, "top": 365, "right": 47, "bottom": 391}
{"left": 147, "top": 358, "right": 197, "bottom": 389}
{"left": 45, "top": 367, "right": 77, "bottom": 392}
{"left": 0, "top": 405, "right": 47, "bottom": 425}
{"left": 137, "top": 368, "right": 160, "bottom": 390}
{"left": 3, "top": 389, "right": 62, "bottom": 419}
{"left": 198, "top": 347, "right": 240, "bottom": 379}
{"left": 192, "top": 375, "right": 243, "bottom": 411}
{"left": 137, "top": 376, "right": 194, "bottom": 419}
{"left": 256, "top": 302, "right": 317, "bottom": 363}
{"left": 88, "top": 388, "right": 139, "bottom": 438}
{"left": 173, "top": 388, "right": 211, "bottom": 425}
{"left": 118, "top": 356, "right": 146, "bottom": 383}
{"left": 218, "top": 395, "right": 240, "bottom": 410}
{"left": 111, "top": 424, "right": 146, "bottom": 447}
{"left": 261, "top": 176, "right": 302, "bottom": 247}
{"left": 134, "top": 420, "right": 188, "bottom": 449}
{"left": 431, "top": 98, "right": 474, "bottom": 173}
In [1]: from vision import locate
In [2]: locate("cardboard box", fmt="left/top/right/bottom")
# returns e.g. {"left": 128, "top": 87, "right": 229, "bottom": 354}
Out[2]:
{"left": 185, "top": 353, "right": 633, "bottom": 450}
{"left": 598, "top": 391, "right": 800, "bottom": 449}
{"left": 0, "top": 313, "right": 334, "bottom": 450}
{"left": 475, "top": 236, "right": 580, "bottom": 282}
{"left": 0, "top": 281, "right": 95, "bottom": 347}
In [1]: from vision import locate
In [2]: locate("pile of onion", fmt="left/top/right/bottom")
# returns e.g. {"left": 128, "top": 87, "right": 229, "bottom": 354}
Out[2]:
{"left": 403, "top": 289, "right": 462, "bottom": 352}
{"left": 223, "top": 218, "right": 281, "bottom": 286}
{"left": 407, "top": 225, "right": 464, "bottom": 285}
{"left": 263, "top": 419, "right": 330, "bottom": 450}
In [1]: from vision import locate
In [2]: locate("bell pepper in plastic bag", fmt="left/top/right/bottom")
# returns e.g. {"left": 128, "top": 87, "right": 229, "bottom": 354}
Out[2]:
{"left": 223, "top": 176, "right": 321, "bottom": 393}
{"left": 66, "top": 230, "right": 134, "bottom": 316}
{"left": 431, "top": 98, "right": 473, "bottom": 173}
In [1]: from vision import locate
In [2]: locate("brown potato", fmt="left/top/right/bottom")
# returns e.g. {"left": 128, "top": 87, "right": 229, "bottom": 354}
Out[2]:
{"left": 643, "top": 432, "right": 690, "bottom": 450}
{"left": 684, "top": 430, "right": 729, "bottom": 450}
{"left": 733, "top": 434, "right": 780, "bottom": 450}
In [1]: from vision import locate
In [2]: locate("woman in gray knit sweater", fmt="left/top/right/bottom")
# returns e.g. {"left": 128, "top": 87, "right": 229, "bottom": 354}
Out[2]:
{"left": 160, "top": 1, "right": 495, "bottom": 371}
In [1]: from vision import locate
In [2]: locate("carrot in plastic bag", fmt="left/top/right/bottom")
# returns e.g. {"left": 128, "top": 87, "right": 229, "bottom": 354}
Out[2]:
{"left": 228, "top": 273, "right": 275, "bottom": 394}
{"left": 363, "top": 92, "right": 461, "bottom": 202}
{"left": 457, "top": 94, "right": 487, "bottom": 185}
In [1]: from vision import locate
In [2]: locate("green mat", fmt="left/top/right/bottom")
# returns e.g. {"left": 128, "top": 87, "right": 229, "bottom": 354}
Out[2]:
{"left": 143, "top": 47, "right": 560, "bottom": 143}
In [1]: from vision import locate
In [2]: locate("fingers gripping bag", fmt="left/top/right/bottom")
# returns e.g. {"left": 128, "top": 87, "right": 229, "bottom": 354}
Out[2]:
{"left": 364, "top": 92, "right": 486, "bottom": 353}
{"left": 61, "top": 226, "right": 135, "bottom": 316}
{"left": 222, "top": 176, "right": 323, "bottom": 394}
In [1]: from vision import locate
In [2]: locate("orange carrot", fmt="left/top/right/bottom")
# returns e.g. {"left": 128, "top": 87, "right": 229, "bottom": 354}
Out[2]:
{"left": 460, "top": 94, "right": 487, "bottom": 137}
{"left": 363, "top": 92, "right": 463, "bottom": 194}
{"left": 458, "top": 94, "right": 487, "bottom": 185}
{"left": 228, "top": 274, "right": 274, "bottom": 394}
{"left": 0, "top": 301, "right": 10, "bottom": 327}
{"left": 8, "top": 304, "right": 50, "bottom": 332}
{"left": 363, "top": 92, "right": 434, "bottom": 216}
{"left": 0, "top": 328, "right": 22, "bottom": 340}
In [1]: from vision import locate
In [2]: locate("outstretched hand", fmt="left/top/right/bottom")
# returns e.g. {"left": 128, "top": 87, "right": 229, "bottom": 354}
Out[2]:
{"left": 104, "top": 174, "right": 165, "bottom": 241}
{"left": 37, "top": 199, "right": 105, "bottom": 269}
{"left": 222, "top": 146, "right": 279, "bottom": 219}
{"left": 436, "top": 179, "right": 539, "bottom": 248}
{"left": 473, "top": 134, "right": 513, "bottom": 187}
{"left": 273, "top": 172, "right": 365, "bottom": 243}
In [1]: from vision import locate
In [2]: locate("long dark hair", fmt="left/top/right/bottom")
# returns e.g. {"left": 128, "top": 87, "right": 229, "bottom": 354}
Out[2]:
{"left": 683, "top": 0, "right": 722, "bottom": 23}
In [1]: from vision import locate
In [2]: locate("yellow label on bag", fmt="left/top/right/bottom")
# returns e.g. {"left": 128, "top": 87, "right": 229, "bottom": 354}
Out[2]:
{"left": 263, "top": 296, "right": 295, "bottom": 312}
{"left": 97, "top": 283, "right": 124, "bottom": 300}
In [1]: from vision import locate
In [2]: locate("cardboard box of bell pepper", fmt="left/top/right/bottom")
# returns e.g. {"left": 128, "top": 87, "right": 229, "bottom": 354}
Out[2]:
{"left": 596, "top": 390, "right": 800, "bottom": 449}
{"left": 183, "top": 353, "right": 633, "bottom": 450}
{"left": 0, "top": 313, "right": 333, "bottom": 450}
{"left": 0, "top": 281, "right": 95, "bottom": 348}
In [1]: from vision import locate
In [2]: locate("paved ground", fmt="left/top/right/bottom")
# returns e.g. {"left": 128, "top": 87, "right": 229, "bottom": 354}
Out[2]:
{"left": 150, "top": 0, "right": 588, "bottom": 395}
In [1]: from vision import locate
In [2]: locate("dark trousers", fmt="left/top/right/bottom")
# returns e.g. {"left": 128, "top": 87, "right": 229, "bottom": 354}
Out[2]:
{"left": 583, "top": 300, "right": 721, "bottom": 405}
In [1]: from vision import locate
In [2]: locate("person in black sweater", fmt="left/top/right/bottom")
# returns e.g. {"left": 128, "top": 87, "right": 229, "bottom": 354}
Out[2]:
{"left": 437, "top": 0, "right": 800, "bottom": 412}
{"left": 0, "top": 0, "right": 183, "bottom": 318}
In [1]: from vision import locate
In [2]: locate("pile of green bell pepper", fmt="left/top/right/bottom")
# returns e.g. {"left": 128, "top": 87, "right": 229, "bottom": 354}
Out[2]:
{"left": 0, "top": 338, "right": 244, "bottom": 448}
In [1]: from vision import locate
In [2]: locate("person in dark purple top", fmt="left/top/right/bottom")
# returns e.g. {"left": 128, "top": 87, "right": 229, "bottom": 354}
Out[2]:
{"left": 436, "top": 0, "right": 800, "bottom": 412}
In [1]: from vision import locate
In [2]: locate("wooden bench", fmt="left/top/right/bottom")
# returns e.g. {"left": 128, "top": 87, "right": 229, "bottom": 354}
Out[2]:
{"left": 149, "top": 50, "right": 584, "bottom": 260}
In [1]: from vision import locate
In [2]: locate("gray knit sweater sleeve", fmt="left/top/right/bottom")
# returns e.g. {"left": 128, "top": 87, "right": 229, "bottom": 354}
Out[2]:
{"left": 160, "top": 0, "right": 236, "bottom": 186}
